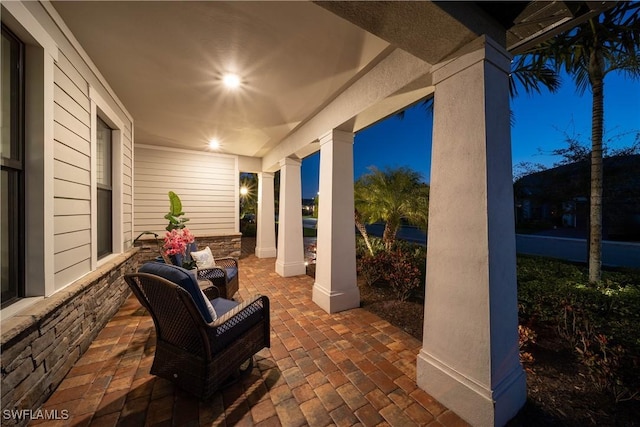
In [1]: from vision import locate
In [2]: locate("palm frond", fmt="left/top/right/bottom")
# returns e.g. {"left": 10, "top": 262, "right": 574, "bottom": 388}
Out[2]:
{"left": 510, "top": 50, "right": 556, "bottom": 95}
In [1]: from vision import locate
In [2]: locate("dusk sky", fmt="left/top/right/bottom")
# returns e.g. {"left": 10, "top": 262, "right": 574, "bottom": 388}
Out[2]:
{"left": 300, "top": 70, "right": 640, "bottom": 199}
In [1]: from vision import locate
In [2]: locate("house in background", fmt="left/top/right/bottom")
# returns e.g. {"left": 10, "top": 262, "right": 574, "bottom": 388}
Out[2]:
{"left": 515, "top": 154, "right": 640, "bottom": 241}
{"left": 1, "top": 2, "right": 612, "bottom": 425}
{"left": 302, "top": 198, "right": 316, "bottom": 216}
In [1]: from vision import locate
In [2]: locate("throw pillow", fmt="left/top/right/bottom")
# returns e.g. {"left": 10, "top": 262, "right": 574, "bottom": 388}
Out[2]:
{"left": 190, "top": 246, "right": 216, "bottom": 269}
{"left": 199, "top": 289, "right": 218, "bottom": 321}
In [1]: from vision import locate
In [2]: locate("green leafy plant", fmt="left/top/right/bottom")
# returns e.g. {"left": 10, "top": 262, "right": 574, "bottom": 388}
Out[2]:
{"left": 164, "top": 191, "right": 190, "bottom": 231}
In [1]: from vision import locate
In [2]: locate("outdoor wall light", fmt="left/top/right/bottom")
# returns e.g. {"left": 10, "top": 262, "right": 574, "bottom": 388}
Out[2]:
{"left": 240, "top": 186, "right": 248, "bottom": 196}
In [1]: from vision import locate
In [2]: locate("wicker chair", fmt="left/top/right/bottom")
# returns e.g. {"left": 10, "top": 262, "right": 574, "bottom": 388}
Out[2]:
{"left": 125, "top": 262, "right": 270, "bottom": 399}
{"left": 196, "top": 257, "right": 239, "bottom": 300}
{"left": 170, "top": 246, "right": 239, "bottom": 299}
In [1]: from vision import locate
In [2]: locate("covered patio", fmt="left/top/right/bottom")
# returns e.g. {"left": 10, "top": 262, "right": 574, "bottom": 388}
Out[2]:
{"left": 30, "top": 248, "right": 466, "bottom": 427}
{"left": 1, "top": 2, "right": 613, "bottom": 426}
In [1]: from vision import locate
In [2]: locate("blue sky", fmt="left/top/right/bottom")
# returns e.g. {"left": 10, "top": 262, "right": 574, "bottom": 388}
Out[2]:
{"left": 300, "top": 70, "right": 640, "bottom": 199}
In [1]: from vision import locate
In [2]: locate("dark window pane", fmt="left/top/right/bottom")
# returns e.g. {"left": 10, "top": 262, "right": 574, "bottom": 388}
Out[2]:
{"left": 97, "top": 188, "right": 112, "bottom": 258}
{"left": 96, "top": 117, "right": 113, "bottom": 259}
{"left": 1, "top": 25, "right": 24, "bottom": 307}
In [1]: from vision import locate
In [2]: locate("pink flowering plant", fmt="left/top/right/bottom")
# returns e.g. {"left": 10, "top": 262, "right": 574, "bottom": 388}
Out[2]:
{"left": 160, "top": 191, "right": 196, "bottom": 269}
{"left": 163, "top": 228, "right": 195, "bottom": 256}
{"left": 162, "top": 228, "right": 196, "bottom": 269}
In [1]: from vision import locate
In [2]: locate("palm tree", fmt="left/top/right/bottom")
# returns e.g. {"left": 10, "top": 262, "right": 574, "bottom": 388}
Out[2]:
{"left": 513, "top": 2, "right": 640, "bottom": 283}
{"left": 354, "top": 207, "right": 375, "bottom": 256}
{"left": 354, "top": 166, "right": 429, "bottom": 252}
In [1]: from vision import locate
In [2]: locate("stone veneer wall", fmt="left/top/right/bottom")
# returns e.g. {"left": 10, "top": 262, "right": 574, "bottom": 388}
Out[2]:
{"left": 0, "top": 248, "right": 139, "bottom": 426}
{"left": 134, "top": 233, "right": 242, "bottom": 263}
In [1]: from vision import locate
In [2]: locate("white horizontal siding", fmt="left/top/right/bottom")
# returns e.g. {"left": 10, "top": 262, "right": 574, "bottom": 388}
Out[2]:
{"left": 54, "top": 179, "right": 90, "bottom": 200}
{"left": 54, "top": 85, "right": 90, "bottom": 124}
{"left": 56, "top": 52, "right": 89, "bottom": 97}
{"left": 54, "top": 121, "right": 90, "bottom": 157}
{"left": 53, "top": 55, "right": 91, "bottom": 289}
{"left": 54, "top": 159, "right": 90, "bottom": 183}
{"left": 54, "top": 259, "right": 91, "bottom": 290}
{"left": 54, "top": 215, "right": 91, "bottom": 234}
{"left": 134, "top": 200, "right": 235, "bottom": 209}
{"left": 54, "top": 103, "right": 90, "bottom": 141}
{"left": 134, "top": 146, "right": 237, "bottom": 236}
{"left": 54, "top": 66, "right": 90, "bottom": 113}
{"left": 53, "top": 140, "right": 90, "bottom": 171}
{"left": 54, "top": 198, "right": 91, "bottom": 216}
{"left": 122, "top": 121, "right": 134, "bottom": 248}
{"left": 54, "top": 244, "right": 91, "bottom": 273}
{"left": 54, "top": 230, "right": 91, "bottom": 254}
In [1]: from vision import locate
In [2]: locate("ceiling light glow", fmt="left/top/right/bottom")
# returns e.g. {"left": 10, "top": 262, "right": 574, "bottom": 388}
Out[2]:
{"left": 208, "top": 138, "right": 220, "bottom": 149}
{"left": 222, "top": 73, "right": 241, "bottom": 88}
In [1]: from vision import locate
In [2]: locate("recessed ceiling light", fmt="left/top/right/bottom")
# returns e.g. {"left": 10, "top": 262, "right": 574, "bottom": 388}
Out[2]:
{"left": 208, "top": 138, "right": 220, "bottom": 149}
{"left": 222, "top": 73, "right": 241, "bottom": 89}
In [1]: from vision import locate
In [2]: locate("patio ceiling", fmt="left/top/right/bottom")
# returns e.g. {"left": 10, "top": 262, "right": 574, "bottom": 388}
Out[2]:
{"left": 50, "top": 1, "right": 611, "bottom": 161}
{"left": 50, "top": 1, "right": 394, "bottom": 158}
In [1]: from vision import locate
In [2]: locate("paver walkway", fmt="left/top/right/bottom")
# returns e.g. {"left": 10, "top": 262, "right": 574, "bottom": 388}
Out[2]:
{"left": 30, "top": 252, "right": 469, "bottom": 427}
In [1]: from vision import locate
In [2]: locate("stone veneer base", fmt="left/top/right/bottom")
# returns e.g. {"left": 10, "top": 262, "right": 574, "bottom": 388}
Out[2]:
{"left": 0, "top": 248, "right": 139, "bottom": 427}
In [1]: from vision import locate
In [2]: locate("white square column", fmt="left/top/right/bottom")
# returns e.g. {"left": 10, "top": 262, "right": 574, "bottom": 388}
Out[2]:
{"left": 275, "top": 157, "right": 306, "bottom": 277}
{"left": 416, "top": 36, "right": 526, "bottom": 427}
{"left": 312, "top": 130, "right": 360, "bottom": 313}
{"left": 255, "top": 172, "right": 277, "bottom": 258}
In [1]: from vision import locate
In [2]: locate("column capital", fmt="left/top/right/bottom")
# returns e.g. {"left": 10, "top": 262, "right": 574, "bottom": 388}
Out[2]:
{"left": 318, "top": 129, "right": 353, "bottom": 147}
{"left": 432, "top": 35, "right": 511, "bottom": 86}
{"left": 279, "top": 156, "right": 302, "bottom": 168}
{"left": 258, "top": 171, "right": 275, "bottom": 180}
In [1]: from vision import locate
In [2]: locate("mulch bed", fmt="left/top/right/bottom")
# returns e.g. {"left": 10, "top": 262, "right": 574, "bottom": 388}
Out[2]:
{"left": 354, "top": 276, "right": 640, "bottom": 426}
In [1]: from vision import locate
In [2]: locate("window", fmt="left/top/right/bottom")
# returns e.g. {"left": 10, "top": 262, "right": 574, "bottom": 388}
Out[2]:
{"left": 96, "top": 117, "right": 112, "bottom": 258}
{"left": 1, "top": 25, "right": 25, "bottom": 307}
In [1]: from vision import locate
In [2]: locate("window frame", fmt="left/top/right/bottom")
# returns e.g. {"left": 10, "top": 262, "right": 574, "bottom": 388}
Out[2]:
{"left": 90, "top": 90, "right": 124, "bottom": 269}
{"left": 1, "top": 24, "right": 26, "bottom": 308}
{"left": 96, "top": 116, "right": 113, "bottom": 259}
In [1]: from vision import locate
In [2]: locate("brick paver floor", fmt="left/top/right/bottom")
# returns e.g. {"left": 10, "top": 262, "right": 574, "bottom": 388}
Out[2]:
{"left": 30, "top": 251, "right": 469, "bottom": 427}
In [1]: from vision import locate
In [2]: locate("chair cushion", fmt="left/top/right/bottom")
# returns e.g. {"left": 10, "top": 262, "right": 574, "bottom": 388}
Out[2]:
{"left": 225, "top": 267, "right": 238, "bottom": 282}
{"left": 139, "top": 262, "right": 215, "bottom": 323}
{"left": 191, "top": 246, "right": 216, "bottom": 269}
{"left": 212, "top": 298, "right": 239, "bottom": 316}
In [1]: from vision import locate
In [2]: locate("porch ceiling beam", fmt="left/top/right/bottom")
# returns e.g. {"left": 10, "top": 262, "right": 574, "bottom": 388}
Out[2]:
{"left": 315, "top": 1, "right": 505, "bottom": 65}
{"left": 261, "top": 47, "right": 432, "bottom": 171}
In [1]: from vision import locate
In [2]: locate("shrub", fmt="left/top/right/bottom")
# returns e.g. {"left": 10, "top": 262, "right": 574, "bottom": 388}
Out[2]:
{"left": 382, "top": 249, "right": 423, "bottom": 301}
{"left": 355, "top": 235, "right": 385, "bottom": 257}
{"left": 517, "top": 255, "right": 640, "bottom": 403}
{"left": 357, "top": 254, "right": 384, "bottom": 287}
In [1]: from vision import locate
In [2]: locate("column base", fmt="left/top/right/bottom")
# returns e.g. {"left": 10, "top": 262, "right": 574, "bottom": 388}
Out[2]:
{"left": 312, "top": 283, "right": 360, "bottom": 314}
{"left": 275, "top": 260, "right": 306, "bottom": 277}
{"left": 255, "top": 247, "right": 277, "bottom": 258}
{"left": 416, "top": 350, "right": 526, "bottom": 427}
